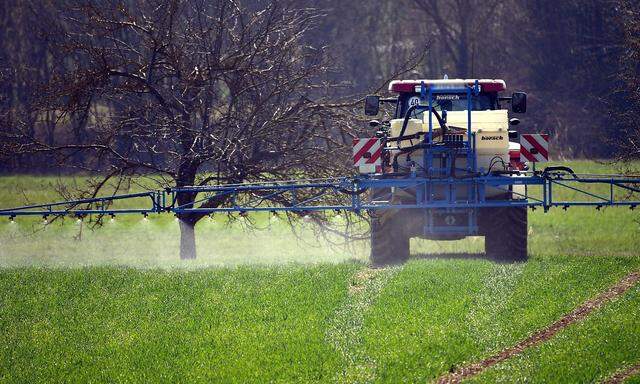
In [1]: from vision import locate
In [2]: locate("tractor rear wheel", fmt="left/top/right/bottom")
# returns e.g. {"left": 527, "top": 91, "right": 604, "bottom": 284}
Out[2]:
{"left": 370, "top": 210, "right": 410, "bottom": 267}
{"left": 482, "top": 206, "right": 528, "bottom": 262}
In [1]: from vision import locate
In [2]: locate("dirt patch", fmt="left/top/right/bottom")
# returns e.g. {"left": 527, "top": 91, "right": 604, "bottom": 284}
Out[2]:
{"left": 348, "top": 267, "right": 379, "bottom": 294}
{"left": 602, "top": 362, "right": 640, "bottom": 384}
{"left": 436, "top": 270, "right": 640, "bottom": 384}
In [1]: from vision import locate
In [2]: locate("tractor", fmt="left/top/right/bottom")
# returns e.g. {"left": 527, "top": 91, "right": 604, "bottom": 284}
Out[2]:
{"left": 360, "top": 78, "right": 531, "bottom": 265}
{"left": 2, "top": 78, "right": 639, "bottom": 266}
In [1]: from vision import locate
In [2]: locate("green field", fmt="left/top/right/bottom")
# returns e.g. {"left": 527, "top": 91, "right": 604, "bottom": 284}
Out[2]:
{"left": 1, "top": 161, "right": 640, "bottom": 383}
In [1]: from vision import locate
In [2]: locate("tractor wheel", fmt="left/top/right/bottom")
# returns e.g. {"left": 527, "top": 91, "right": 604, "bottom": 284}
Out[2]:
{"left": 370, "top": 210, "right": 410, "bottom": 267}
{"left": 482, "top": 206, "right": 528, "bottom": 262}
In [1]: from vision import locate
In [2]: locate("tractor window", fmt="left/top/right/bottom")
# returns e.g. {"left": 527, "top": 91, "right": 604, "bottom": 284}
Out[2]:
{"left": 396, "top": 92, "right": 496, "bottom": 119}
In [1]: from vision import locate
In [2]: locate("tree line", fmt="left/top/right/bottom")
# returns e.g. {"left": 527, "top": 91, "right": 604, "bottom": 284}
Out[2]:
{"left": 1, "top": 0, "right": 639, "bottom": 171}
{"left": 316, "top": 0, "right": 639, "bottom": 160}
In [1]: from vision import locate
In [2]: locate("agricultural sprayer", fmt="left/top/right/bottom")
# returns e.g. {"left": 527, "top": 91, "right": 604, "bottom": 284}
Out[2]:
{"left": 2, "top": 78, "right": 640, "bottom": 265}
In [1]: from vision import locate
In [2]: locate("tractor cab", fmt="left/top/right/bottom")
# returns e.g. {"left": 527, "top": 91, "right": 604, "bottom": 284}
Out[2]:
{"left": 362, "top": 78, "right": 528, "bottom": 175}
{"left": 389, "top": 79, "right": 505, "bottom": 118}
{"left": 365, "top": 78, "right": 525, "bottom": 119}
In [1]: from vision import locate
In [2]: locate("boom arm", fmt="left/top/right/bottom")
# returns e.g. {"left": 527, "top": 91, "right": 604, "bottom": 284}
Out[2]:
{"left": 1, "top": 171, "right": 639, "bottom": 219}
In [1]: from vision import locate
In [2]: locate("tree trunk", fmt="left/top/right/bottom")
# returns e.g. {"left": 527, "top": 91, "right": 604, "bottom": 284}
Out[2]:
{"left": 179, "top": 219, "right": 197, "bottom": 259}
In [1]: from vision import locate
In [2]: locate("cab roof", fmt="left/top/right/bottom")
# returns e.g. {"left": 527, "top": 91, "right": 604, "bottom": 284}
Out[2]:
{"left": 388, "top": 79, "right": 506, "bottom": 93}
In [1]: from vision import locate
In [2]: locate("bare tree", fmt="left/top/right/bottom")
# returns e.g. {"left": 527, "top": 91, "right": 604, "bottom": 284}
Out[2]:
{"left": 3, "top": 0, "right": 639, "bottom": 168}
{"left": 5, "top": 0, "right": 363, "bottom": 259}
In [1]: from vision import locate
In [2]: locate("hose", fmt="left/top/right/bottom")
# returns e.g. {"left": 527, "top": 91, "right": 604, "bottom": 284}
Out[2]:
{"left": 397, "top": 105, "right": 449, "bottom": 147}
{"left": 542, "top": 166, "right": 577, "bottom": 179}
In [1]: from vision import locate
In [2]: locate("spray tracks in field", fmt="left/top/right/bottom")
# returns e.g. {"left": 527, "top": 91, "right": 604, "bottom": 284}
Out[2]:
{"left": 465, "top": 263, "right": 525, "bottom": 353}
{"left": 326, "top": 265, "right": 401, "bottom": 383}
{"left": 435, "top": 270, "right": 640, "bottom": 384}
{"left": 601, "top": 362, "right": 640, "bottom": 384}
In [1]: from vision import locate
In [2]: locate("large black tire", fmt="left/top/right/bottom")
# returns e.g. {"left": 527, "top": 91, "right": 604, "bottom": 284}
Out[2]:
{"left": 481, "top": 206, "right": 528, "bottom": 262}
{"left": 370, "top": 210, "right": 411, "bottom": 267}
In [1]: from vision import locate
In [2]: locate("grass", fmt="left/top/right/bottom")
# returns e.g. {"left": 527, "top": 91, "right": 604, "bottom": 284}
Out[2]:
{"left": 469, "top": 284, "right": 640, "bottom": 383}
{"left": 527, "top": 161, "right": 640, "bottom": 258}
{"left": 0, "top": 217, "right": 368, "bottom": 268}
{"left": 359, "top": 256, "right": 640, "bottom": 383}
{"left": 1, "top": 161, "right": 640, "bottom": 382}
{"left": 0, "top": 265, "right": 359, "bottom": 383}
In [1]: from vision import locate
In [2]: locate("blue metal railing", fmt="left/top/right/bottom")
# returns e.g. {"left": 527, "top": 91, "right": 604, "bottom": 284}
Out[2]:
{"left": 2, "top": 83, "right": 639, "bottom": 220}
{"left": 0, "top": 173, "right": 639, "bottom": 218}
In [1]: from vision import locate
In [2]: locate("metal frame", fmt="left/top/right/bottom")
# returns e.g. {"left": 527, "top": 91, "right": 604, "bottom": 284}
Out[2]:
{"left": 0, "top": 191, "right": 163, "bottom": 218}
{"left": 1, "top": 174, "right": 639, "bottom": 219}
{"left": 2, "top": 81, "right": 640, "bottom": 220}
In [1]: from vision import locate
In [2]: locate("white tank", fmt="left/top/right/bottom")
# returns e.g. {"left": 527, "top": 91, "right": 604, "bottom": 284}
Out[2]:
{"left": 387, "top": 110, "right": 512, "bottom": 198}
{"left": 475, "top": 129, "right": 509, "bottom": 172}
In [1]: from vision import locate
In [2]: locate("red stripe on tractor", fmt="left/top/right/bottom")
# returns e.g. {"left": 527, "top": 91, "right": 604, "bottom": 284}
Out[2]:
{"left": 540, "top": 134, "right": 550, "bottom": 142}
{"left": 523, "top": 135, "right": 548, "bottom": 159}
{"left": 353, "top": 139, "right": 377, "bottom": 164}
{"left": 520, "top": 146, "right": 535, "bottom": 162}
{"left": 366, "top": 145, "right": 383, "bottom": 164}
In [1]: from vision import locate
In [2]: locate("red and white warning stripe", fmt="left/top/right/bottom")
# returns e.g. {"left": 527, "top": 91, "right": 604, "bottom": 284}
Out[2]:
{"left": 520, "top": 133, "right": 549, "bottom": 163}
{"left": 353, "top": 138, "right": 383, "bottom": 173}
